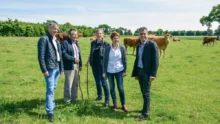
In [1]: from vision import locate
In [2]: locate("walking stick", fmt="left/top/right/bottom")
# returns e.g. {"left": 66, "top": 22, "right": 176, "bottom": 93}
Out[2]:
{"left": 86, "top": 65, "right": 89, "bottom": 99}
{"left": 78, "top": 68, "right": 84, "bottom": 101}
{"left": 78, "top": 69, "right": 86, "bottom": 112}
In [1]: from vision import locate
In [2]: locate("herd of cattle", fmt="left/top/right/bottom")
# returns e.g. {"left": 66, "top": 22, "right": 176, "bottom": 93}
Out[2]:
{"left": 55, "top": 33, "right": 217, "bottom": 58}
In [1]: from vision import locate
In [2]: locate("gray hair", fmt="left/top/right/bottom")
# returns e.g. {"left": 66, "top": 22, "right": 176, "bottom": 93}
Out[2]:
{"left": 48, "top": 21, "right": 59, "bottom": 27}
{"left": 68, "top": 28, "right": 77, "bottom": 35}
{"left": 96, "top": 28, "right": 104, "bottom": 34}
{"left": 138, "top": 27, "right": 148, "bottom": 33}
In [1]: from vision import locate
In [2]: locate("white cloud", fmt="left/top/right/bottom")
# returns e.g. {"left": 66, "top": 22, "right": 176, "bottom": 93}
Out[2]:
{"left": 1, "top": 11, "right": 216, "bottom": 33}
{"left": 0, "top": 0, "right": 219, "bottom": 32}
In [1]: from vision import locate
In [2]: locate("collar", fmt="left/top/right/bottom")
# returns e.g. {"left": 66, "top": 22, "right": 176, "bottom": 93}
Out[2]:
{"left": 111, "top": 43, "right": 119, "bottom": 49}
{"left": 47, "top": 33, "right": 57, "bottom": 42}
{"left": 96, "top": 39, "right": 104, "bottom": 44}
{"left": 53, "top": 36, "right": 57, "bottom": 41}
{"left": 72, "top": 40, "right": 77, "bottom": 44}
{"left": 140, "top": 40, "right": 147, "bottom": 46}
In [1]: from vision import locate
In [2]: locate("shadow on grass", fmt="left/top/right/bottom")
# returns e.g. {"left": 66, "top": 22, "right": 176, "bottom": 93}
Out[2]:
{"left": 75, "top": 99, "right": 138, "bottom": 120}
{"left": 0, "top": 98, "right": 141, "bottom": 120}
{"left": 0, "top": 98, "right": 67, "bottom": 119}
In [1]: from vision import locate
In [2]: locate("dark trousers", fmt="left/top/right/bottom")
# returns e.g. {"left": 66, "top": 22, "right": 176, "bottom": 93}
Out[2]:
{"left": 137, "top": 67, "right": 151, "bottom": 117}
{"left": 107, "top": 71, "right": 125, "bottom": 105}
{"left": 92, "top": 67, "right": 109, "bottom": 102}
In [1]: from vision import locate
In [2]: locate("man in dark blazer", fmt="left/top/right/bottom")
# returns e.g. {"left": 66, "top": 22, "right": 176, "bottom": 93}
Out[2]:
{"left": 61, "top": 28, "right": 82, "bottom": 104}
{"left": 132, "top": 27, "right": 159, "bottom": 121}
{"left": 38, "top": 21, "right": 64, "bottom": 122}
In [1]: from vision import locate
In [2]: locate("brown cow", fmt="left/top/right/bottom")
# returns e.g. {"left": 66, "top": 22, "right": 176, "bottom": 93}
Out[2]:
{"left": 78, "top": 33, "right": 83, "bottom": 37}
{"left": 56, "top": 32, "right": 83, "bottom": 44}
{"left": 89, "top": 36, "right": 96, "bottom": 41}
{"left": 173, "top": 37, "right": 180, "bottom": 42}
{"left": 148, "top": 34, "right": 172, "bottom": 58}
{"left": 56, "top": 33, "right": 68, "bottom": 44}
{"left": 123, "top": 37, "right": 140, "bottom": 55}
{"left": 203, "top": 36, "right": 217, "bottom": 46}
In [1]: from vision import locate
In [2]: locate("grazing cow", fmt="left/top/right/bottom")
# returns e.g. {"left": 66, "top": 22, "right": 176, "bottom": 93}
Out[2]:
{"left": 56, "top": 33, "right": 68, "bottom": 44}
{"left": 123, "top": 37, "right": 140, "bottom": 55}
{"left": 203, "top": 36, "right": 217, "bottom": 46}
{"left": 173, "top": 37, "right": 180, "bottom": 42}
{"left": 78, "top": 33, "right": 83, "bottom": 37}
{"left": 56, "top": 33, "right": 83, "bottom": 44}
{"left": 148, "top": 34, "right": 172, "bottom": 58}
{"left": 148, "top": 34, "right": 156, "bottom": 37}
{"left": 89, "top": 36, "right": 96, "bottom": 41}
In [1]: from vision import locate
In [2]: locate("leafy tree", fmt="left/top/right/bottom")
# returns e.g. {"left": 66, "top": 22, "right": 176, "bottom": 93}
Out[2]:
{"left": 200, "top": 4, "right": 220, "bottom": 39}
{"left": 214, "top": 25, "right": 220, "bottom": 37}
{"left": 172, "top": 31, "right": 179, "bottom": 36}
{"left": 157, "top": 29, "right": 163, "bottom": 36}
{"left": 186, "top": 30, "right": 195, "bottom": 36}
{"left": 207, "top": 28, "right": 213, "bottom": 36}
{"left": 127, "top": 29, "right": 133, "bottom": 35}
{"left": 98, "top": 24, "right": 111, "bottom": 34}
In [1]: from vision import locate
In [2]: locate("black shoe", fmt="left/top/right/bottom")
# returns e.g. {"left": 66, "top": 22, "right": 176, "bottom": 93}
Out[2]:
{"left": 136, "top": 115, "right": 148, "bottom": 121}
{"left": 48, "top": 113, "right": 54, "bottom": 122}
{"left": 102, "top": 101, "right": 109, "bottom": 107}
{"left": 95, "top": 97, "right": 102, "bottom": 101}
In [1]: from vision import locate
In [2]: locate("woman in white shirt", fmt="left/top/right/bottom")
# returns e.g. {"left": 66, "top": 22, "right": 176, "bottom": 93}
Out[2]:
{"left": 103, "top": 32, "right": 128, "bottom": 112}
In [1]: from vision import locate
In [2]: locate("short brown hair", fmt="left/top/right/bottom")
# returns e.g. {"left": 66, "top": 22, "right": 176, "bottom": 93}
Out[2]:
{"left": 110, "top": 32, "right": 120, "bottom": 39}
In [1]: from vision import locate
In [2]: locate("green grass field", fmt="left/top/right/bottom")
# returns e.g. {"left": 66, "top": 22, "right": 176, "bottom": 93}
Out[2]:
{"left": 0, "top": 36, "right": 219, "bottom": 124}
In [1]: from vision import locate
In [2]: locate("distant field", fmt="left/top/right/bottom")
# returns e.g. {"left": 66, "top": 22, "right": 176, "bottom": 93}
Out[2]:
{"left": 0, "top": 36, "right": 219, "bottom": 124}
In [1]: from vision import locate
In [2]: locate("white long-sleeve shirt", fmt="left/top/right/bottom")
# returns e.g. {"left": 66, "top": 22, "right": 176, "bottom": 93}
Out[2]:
{"left": 107, "top": 45, "right": 124, "bottom": 73}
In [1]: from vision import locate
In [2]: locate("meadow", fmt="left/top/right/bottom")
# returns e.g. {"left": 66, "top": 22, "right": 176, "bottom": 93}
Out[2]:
{"left": 0, "top": 36, "right": 219, "bottom": 124}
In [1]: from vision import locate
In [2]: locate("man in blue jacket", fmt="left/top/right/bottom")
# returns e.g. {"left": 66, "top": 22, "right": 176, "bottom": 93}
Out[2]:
{"left": 132, "top": 27, "right": 159, "bottom": 121}
{"left": 61, "top": 28, "right": 82, "bottom": 104}
{"left": 38, "top": 21, "right": 64, "bottom": 122}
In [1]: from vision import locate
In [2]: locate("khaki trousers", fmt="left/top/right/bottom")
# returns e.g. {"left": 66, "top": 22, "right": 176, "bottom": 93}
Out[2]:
{"left": 64, "top": 64, "right": 79, "bottom": 102}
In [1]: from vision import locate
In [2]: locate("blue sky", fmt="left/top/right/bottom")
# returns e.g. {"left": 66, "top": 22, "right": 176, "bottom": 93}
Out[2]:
{"left": 0, "top": 0, "right": 219, "bottom": 32}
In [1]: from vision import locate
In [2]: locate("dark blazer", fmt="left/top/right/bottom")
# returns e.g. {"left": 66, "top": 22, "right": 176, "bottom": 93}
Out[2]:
{"left": 88, "top": 39, "right": 109, "bottom": 68}
{"left": 132, "top": 40, "right": 159, "bottom": 77}
{"left": 103, "top": 44, "right": 127, "bottom": 74}
{"left": 61, "top": 37, "right": 82, "bottom": 70}
{"left": 38, "top": 33, "right": 64, "bottom": 73}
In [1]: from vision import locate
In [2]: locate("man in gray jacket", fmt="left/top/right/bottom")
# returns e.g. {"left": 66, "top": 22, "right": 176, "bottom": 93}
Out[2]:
{"left": 38, "top": 21, "right": 64, "bottom": 122}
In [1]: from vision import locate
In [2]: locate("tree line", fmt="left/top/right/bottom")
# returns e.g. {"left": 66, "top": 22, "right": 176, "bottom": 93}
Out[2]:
{"left": 0, "top": 18, "right": 218, "bottom": 37}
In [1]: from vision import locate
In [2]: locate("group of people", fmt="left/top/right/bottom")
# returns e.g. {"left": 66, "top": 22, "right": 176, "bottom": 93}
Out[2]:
{"left": 38, "top": 21, "right": 159, "bottom": 122}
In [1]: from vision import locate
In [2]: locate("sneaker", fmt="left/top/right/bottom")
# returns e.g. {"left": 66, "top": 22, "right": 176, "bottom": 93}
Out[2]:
{"left": 136, "top": 115, "right": 148, "bottom": 121}
{"left": 122, "top": 105, "right": 129, "bottom": 112}
{"left": 95, "top": 97, "right": 102, "bottom": 101}
{"left": 48, "top": 113, "right": 54, "bottom": 122}
{"left": 102, "top": 101, "right": 109, "bottom": 107}
{"left": 112, "top": 103, "right": 118, "bottom": 111}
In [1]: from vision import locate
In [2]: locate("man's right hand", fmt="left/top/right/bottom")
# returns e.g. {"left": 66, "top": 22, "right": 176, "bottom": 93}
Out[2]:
{"left": 85, "top": 61, "right": 89, "bottom": 67}
{"left": 44, "top": 71, "right": 49, "bottom": 77}
{"left": 102, "top": 73, "right": 106, "bottom": 79}
{"left": 75, "top": 58, "right": 80, "bottom": 64}
{"left": 135, "top": 76, "right": 138, "bottom": 80}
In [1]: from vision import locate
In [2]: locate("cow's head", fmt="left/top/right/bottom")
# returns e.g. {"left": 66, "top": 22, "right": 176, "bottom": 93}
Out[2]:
{"left": 165, "top": 34, "right": 172, "bottom": 41}
{"left": 56, "top": 33, "right": 68, "bottom": 44}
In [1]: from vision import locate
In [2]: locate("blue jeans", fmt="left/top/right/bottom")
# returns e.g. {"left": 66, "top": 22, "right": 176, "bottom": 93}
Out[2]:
{"left": 107, "top": 71, "right": 125, "bottom": 105}
{"left": 92, "top": 68, "right": 109, "bottom": 102}
{"left": 137, "top": 67, "right": 151, "bottom": 117}
{"left": 44, "top": 67, "right": 60, "bottom": 114}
